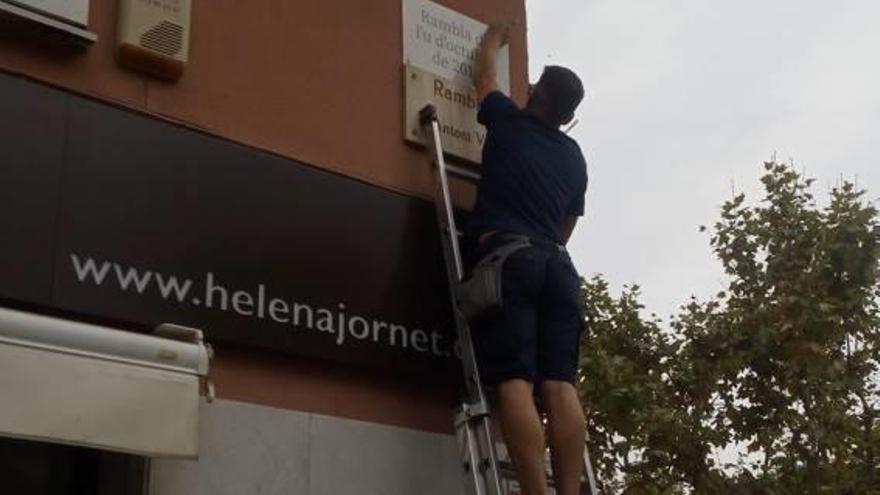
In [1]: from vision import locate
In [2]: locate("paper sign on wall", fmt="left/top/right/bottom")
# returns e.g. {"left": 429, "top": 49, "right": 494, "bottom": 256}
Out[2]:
{"left": 402, "top": 0, "right": 510, "bottom": 94}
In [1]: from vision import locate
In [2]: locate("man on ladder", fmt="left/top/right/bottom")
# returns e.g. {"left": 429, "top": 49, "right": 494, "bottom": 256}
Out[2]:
{"left": 465, "top": 22, "right": 589, "bottom": 495}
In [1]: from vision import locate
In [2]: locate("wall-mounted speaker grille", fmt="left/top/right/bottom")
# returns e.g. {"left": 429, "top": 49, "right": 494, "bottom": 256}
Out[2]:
{"left": 139, "top": 20, "right": 183, "bottom": 56}
{"left": 118, "top": 0, "right": 191, "bottom": 80}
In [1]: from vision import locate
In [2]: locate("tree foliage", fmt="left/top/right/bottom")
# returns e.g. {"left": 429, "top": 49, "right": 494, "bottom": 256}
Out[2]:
{"left": 579, "top": 162, "right": 880, "bottom": 494}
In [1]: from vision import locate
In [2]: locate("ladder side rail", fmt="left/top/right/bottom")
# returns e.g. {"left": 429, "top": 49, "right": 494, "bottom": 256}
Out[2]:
{"left": 457, "top": 413, "right": 503, "bottom": 495}
{"left": 420, "top": 105, "right": 504, "bottom": 495}
{"left": 472, "top": 414, "right": 503, "bottom": 494}
{"left": 446, "top": 163, "right": 482, "bottom": 184}
{"left": 582, "top": 438, "right": 599, "bottom": 494}
{"left": 429, "top": 119, "right": 464, "bottom": 279}
{"left": 422, "top": 109, "right": 486, "bottom": 406}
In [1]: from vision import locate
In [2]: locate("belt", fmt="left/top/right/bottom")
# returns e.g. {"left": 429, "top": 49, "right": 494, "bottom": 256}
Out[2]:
{"left": 488, "top": 232, "right": 565, "bottom": 253}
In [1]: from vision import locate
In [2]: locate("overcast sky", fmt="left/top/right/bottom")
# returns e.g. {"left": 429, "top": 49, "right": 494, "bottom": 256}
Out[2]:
{"left": 525, "top": 0, "right": 880, "bottom": 319}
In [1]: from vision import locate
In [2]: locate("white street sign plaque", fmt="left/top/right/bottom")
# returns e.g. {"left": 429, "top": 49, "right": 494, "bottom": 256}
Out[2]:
{"left": 402, "top": 0, "right": 510, "bottom": 95}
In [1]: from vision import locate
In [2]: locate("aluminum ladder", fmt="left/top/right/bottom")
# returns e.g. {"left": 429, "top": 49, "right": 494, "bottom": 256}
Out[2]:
{"left": 418, "top": 104, "right": 600, "bottom": 495}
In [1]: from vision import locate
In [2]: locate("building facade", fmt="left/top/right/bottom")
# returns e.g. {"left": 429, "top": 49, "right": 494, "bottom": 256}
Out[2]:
{"left": 0, "top": 0, "right": 528, "bottom": 493}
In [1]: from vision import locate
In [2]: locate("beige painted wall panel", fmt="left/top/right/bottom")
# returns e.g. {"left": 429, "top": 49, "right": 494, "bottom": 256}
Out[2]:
{"left": 149, "top": 400, "right": 311, "bottom": 495}
{"left": 150, "top": 399, "right": 464, "bottom": 495}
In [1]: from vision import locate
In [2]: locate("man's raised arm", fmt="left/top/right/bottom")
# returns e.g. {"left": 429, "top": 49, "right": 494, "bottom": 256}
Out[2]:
{"left": 474, "top": 23, "right": 511, "bottom": 102}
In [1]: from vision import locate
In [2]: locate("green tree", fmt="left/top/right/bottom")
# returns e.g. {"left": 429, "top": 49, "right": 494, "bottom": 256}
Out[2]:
{"left": 579, "top": 162, "right": 880, "bottom": 494}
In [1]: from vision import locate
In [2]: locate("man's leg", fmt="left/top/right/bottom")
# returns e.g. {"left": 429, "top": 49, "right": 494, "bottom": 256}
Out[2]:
{"left": 540, "top": 380, "right": 585, "bottom": 495}
{"left": 497, "top": 378, "right": 547, "bottom": 495}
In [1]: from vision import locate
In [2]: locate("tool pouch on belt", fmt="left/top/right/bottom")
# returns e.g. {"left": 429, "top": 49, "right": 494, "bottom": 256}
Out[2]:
{"left": 456, "top": 236, "right": 531, "bottom": 321}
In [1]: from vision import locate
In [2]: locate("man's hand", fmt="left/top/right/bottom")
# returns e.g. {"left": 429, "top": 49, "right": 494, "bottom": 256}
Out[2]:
{"left": 474, "top": 21, "right": 518, "bottom": 102}
{"left": 486, "top": 21, "right": 514, "bottom": 46}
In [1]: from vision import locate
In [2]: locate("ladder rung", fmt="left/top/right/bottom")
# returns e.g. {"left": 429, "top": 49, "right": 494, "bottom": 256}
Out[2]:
{"left": 445, "top": 163, "right": 481, "bottom": 184}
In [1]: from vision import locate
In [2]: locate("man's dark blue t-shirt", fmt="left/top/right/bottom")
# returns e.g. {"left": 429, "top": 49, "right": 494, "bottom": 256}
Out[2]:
{"left": 466, "top": 91, "right": 588, "bottom": 243}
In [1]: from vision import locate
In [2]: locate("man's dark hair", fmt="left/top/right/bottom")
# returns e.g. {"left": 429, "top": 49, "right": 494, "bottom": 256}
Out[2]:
{"left": 534, "top": 65, "right": 584, "bottom": 125}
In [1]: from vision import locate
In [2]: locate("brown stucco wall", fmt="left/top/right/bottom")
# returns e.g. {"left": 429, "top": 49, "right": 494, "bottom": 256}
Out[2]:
{"left": 0, "top": 0, "right": 528, "bottom": 202}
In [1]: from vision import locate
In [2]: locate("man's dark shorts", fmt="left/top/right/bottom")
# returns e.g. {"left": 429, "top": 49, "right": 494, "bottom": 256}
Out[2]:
{"left": 465, "top": 234, "right": 584, "bottom": 386}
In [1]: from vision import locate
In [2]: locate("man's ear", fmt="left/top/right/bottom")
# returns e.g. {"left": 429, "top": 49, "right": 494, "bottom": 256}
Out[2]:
{"left": 559, "top": 112, "right": 575, "bottom": 126}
